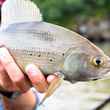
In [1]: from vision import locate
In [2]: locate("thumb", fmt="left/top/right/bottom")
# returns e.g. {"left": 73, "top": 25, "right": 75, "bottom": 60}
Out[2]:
{"left": 25, "top": 64, "right": 48, "bottom": 93}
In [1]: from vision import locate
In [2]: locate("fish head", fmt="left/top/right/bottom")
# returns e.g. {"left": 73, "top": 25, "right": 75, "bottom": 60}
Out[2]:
{"left": 63, "top": 39, "right": 110, "bottom": 82}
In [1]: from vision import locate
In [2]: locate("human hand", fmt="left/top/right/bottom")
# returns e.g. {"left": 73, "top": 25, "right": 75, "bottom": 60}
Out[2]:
{"left": 0, "top": 47, "right": 58, "bottom": 110}
{"left": 0, "top": 47, "right": 56, "bottom": 94}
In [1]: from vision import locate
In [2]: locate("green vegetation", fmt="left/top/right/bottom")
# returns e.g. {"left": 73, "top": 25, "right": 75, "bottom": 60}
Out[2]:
{"left": 33, "top": 0, "right": 110, "bottom": 28}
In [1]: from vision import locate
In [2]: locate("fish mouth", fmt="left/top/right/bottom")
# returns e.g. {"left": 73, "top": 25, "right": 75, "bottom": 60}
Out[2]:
{"left": 76, "top": 76, "right": 103, "bottom": 81}
{"left": 65, "top": 69, "right": 110, "bottom": 82}
{"left": 87, "top": 76, "right": 102, "bottom": 81}
{"left": 87, "top": 71, "right": 110, "bottom": 81}
{"left": 71, "top": 75, "right": 99, "bottom": 81}
{"left": 74, "top": 72, "right": 110, "bottom": 81}
{"left": 68, "top": 75, "right": 107, "bottom": 83}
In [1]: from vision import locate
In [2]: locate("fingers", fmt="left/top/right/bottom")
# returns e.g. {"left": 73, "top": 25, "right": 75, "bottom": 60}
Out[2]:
{"left": 0, "top": 61, "right": 18, "bottom": 92}
{"left": 0, "top": 47, "right": 57, "bottom": 94}
{"left": 47, "top": 75, "right": 57, "bottom": 84}
{"left": 0, "top": 47, "right": 30, "bottom": 92}
{"left": 0, "top": 69, "right": 15, "bottom": 91}
{"left": 25, "top": 64, "right": 48, "bottom": 93}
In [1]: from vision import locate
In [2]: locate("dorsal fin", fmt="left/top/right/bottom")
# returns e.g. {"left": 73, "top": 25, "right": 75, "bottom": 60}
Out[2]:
{"left": 1, "top": 0, "right": 42, "bottom": 30}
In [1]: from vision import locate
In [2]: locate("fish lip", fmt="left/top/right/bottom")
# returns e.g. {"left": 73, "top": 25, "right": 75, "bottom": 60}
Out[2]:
{"left": 87, "top": 71, "right": 110, "bottom": 81}
{"left": 65, "top": 70, "right": 110, "bottom": 82}
{"left": 71, "top": 75, "right": 99, "bottom": 81}
{"left": 74, "top": 75, "right": 105, "bottom": 81}
{"left": 70, "top": 75, "right": 102, "bottom": 82}
{"left": 87, "top": 77, "right": 101, "bottom": 80}
{"left": 73, "top": 78, "right": 98, "bottom": 82}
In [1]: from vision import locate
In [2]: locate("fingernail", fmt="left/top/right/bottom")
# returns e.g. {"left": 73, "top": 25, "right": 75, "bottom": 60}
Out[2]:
{"left": 25, "top": 64, "right": 44, "bottom": 82}
{"left": 25, "top": 64, "right": 48, "bottom": 93}
{"left": 25, "top": 64, "right": 41, "bottom": 76}
{"left": 47, "top": 75, "right": 56, "bottom": 83}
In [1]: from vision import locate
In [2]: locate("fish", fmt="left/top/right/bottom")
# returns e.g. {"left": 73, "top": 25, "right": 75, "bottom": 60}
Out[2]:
{"left": 0, "top": 21, "right": 110, "bottom": 103}
{"left": 1, "top": 0, "right": 110, "bottom": 104}
{"left": 0, "top": 21, "right": 110, "bottom": 82}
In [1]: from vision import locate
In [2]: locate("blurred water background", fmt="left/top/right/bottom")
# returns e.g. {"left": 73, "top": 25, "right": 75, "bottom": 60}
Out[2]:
{"left": 32, "top": 0, "right": 110, "bottom": 110}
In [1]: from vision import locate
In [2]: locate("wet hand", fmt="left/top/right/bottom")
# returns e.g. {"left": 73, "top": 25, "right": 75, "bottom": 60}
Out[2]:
{"left": 0, "top": 47, "right": 56, "bottom": 93}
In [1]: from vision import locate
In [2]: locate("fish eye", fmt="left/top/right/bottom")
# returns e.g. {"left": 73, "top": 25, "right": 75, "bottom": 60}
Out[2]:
{"left": 91, "top": 57, "right": 104, "bottom": 67}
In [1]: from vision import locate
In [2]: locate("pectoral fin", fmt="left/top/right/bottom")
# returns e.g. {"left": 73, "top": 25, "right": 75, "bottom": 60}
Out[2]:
{"left": 39, "top": 72, "right": 64, "bottom": 105}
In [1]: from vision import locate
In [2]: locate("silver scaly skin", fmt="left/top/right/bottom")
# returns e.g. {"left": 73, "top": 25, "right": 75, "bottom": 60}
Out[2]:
{"left": 0, "top": 21, "right": 110, "bottom": 83}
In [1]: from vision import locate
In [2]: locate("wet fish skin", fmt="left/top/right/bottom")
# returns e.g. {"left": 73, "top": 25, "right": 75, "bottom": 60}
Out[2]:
{"left": 0, "top": 21, "right": 110, "bottom": 83}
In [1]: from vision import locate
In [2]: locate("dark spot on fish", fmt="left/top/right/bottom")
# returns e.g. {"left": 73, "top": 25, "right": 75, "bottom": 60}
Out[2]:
{"left": 38, "top": 54, "right": 41, "bottom": 57}
{"left": 49, "top": 59, "right": 53, "bottom": 62}
{"left": 62, "top": 53, "right": 65, "bottom": 56}
{"left": 29, "top": 53, "right": 33, "bottom": 56}
{"left": 92, "top": 78, "right": 98, "bottom": 81}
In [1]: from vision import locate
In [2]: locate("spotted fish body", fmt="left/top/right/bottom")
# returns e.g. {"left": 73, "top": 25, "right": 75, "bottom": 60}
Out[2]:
{"left": 0, "top": 21, "right": 77, "bottom": 75}
{"left": 1, "top": 0, "right": 110, "bottom": 83}
{"left": 0, "top": 21, "right": 110, "bottom": 83}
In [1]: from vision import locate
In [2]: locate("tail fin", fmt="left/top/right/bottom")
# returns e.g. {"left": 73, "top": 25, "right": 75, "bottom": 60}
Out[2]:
{"left": 1, "top": 0, "right": 42, "bottom": 29}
